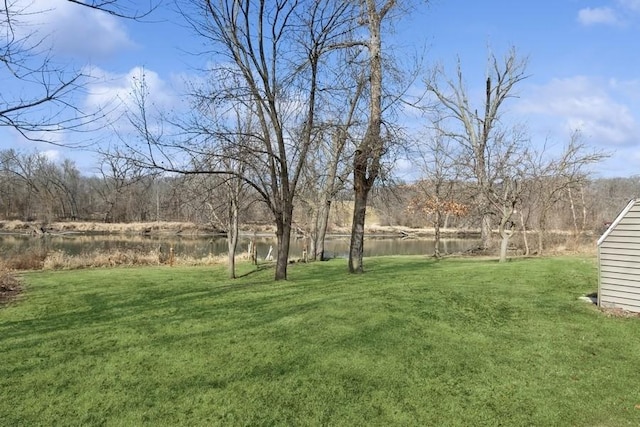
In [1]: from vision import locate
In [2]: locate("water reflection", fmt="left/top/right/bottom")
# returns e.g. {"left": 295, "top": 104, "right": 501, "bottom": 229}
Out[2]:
{"left": 0, "top": 233, "right": 481, "bottom": 259}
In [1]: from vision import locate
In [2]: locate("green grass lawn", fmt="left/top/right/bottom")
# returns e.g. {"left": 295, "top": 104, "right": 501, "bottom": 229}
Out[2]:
{"left": 2, "top": 256, "right": 640, "bottom": 426}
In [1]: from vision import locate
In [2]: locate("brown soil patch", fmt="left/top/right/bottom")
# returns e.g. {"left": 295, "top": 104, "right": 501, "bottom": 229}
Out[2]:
{"left": 599, "top": 307, "right": 640, "bottom": 318}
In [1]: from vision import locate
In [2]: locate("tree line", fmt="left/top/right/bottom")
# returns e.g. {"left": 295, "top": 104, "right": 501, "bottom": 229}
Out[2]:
{"left": 1, "top": 146, "right": 633, "bottom": 239}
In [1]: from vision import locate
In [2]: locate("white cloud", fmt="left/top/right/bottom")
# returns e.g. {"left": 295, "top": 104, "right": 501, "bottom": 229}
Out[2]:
{"left": 393, "top": 157, "right": 418, "bottom": 181}
{"left": 517, "top": 76, "right": 639, "bottom": 147}
{"left": 81, "top": 66, "right": 182, "bottom": 138}
{"left": 14, "top": 0, "right": 135, "bottom": 58}
{"left": 618, "top": 0, "right": 640, "bottom": 12}
{"left": 85, "top": 66, "right": 176, "bottom": 111}
{"left": 577, "top": 7, "right": 620, "bottom": 26}
{"left": 608, "top": 78, "right": 640, "bottom": 101}
{"left": 40, "top": 149, "right": 61, "bottom": 162}
{"left": 577, "top": 1, "right": 640, "bottom": 27}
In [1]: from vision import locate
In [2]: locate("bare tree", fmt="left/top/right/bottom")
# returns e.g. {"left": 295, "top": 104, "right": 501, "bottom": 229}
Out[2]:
{"left": 0, "top": 149, "right": 43, "bottom": 220}
{"left": 523, "top": 131, "right": 607, "bottom": 255}
{"left": 411, "top": 132, "right": 464, "bottom": 257}
{"left": 297, "top": 71, "right": 365, "bottom": 261}
{"left": 93, "top": 147, "right": 150, "bottom": 223}
{"left": 117, "top": 0, "right": 358, "bottom": 280}
{"left": 425, "top": 48, "right": 529, "bottom": 250}
{"left": 348, "top": 0, "right": 398, "bottom": 273}
{"left": 182, "top": 171, "right": 251, "bottom": 279}
{"left": 486, "top": 128, "right": 529, "bottom": 262}
{"left": 181, "top": 109, "right": 254, "bottom": 279}
{"left": 33, "top": 156, "right": 85, "bottom": 220}
{"left": 0, "top": 148, "right": 89, "bottom": 221}
{"left": 190, "top": 0, "right": 355, "bottom": 280}
{"left": 1, "top": 0, "right": 157, "bottom": 141}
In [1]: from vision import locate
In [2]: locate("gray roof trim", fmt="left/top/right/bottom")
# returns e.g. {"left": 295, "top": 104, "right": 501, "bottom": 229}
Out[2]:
{"left": 597, "top": 199, "right": 638, "bottom": 246}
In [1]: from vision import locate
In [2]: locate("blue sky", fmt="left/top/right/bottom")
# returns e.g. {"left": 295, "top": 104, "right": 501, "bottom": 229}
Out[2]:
{"left": 2, "top": 0, "right": 639, "bottom": 178}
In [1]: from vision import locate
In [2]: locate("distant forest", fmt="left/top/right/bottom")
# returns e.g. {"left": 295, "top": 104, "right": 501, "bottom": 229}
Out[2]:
{"left": 1, "top": 148, "right": 634, "bottom": 237}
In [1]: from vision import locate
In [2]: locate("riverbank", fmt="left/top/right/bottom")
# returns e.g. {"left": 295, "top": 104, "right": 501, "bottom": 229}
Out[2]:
{"left": 0, "top": 220, "right": 219, "bottom": 235}
{"left": 0, "top": 220, "right": 479, "bottom": 238}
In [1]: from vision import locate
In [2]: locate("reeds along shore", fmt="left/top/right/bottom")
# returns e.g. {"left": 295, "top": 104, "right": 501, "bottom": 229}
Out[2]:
{"left": 0, "top": 238, "right": 596, "bottom": 273}
{"left": 0, "top": 247, "right": 242, "bottom": 306}
{"left": 1, "top": 247, "right": 247, "bottom": 271}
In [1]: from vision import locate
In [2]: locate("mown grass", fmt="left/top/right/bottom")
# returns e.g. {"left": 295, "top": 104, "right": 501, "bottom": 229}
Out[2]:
{"left": 1, "top": 256, "right": 639, "bottom": 426}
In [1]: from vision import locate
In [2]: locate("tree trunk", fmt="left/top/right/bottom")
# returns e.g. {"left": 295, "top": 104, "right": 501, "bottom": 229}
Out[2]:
{"left": 537, "top": 214, "right": 546, "bottom": 256}
{"left": 433, "top": 209, "right": 442, "bottom": 258}
{"left": 580, "top": 185, "right": 587, "bottom": 233}
{"left": 481, "top": 213, "right": 492, "bottom": 249}
{"left": 348, "top": 0, "right": 387, "bottom": 273}
{"left": 498, "top": 206, "right": 515, "bottom": 263}
{"left": 227, "top": 197, "right": 239, "bottom": 279}
{"left": 349, "top": 179, "right": 370, "bottom": 273}
{"left": 568, "top": 186, "right": 579, "bottom": 236}
{"left": 227, "top": 244, "right": 236, "bottom": 278}
{"left": 309, "top": 207, "right": 319, "bottom": 261}
{"left": 275, "top": 206, "right": 293, "bottom": 280}
{"left": 316, "top": 200, "right": 332, "bottom": 261}
{"left": 499, "top": 227, "right": 511, "bottom": 263}
{"left": 519, "top": 209, "right": 530, "bottom": 256}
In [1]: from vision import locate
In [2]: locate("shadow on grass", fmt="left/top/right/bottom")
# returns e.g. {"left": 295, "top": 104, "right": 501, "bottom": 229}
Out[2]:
{"left": 1, "top": 256, "right": 595, "bottom": 367}
{"left": 2, "top": 262, "right": 380, "bottom": 357}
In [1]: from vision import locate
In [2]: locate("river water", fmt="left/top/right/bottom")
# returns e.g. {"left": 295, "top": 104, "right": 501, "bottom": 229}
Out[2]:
{"left": 0, "top": 233, "right": 481, "bottom": 260}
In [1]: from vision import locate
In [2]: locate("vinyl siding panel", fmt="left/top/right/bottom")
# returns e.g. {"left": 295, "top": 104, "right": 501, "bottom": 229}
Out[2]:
{"left": 602, "top": 282, "right": 640, "bottom": 299}
{"left": 599, "top": 288, "right": 640, "bottom": 302}
{"left": 619, "top": 210, "right": 640, "bottom": 218}
{"left": 600, "top": 244, "right": 637, "bottom": 255}
{"left": 599, "top": 201, "right": 640, "bottom": 313}
{"left": 598, "top": 235, "right": 640, "bottom": 244}
{"left": 607, "top": 222, "right": 640, "bottom": 231}
{"left": 599, "top": 258, "right": 640, "bottom": 270}
{"left": 599, "top": 251, "right": 640, "bottom": 263}
{"left": 598, "top": 275, "right": 640, "bottom": 289}
{"left": 604, "top": 230, "right": 640, "bottom": 240}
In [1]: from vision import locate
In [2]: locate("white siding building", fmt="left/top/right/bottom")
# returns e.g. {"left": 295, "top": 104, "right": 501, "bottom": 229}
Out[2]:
{"left": 597, "top": 199, "right": 640, "bottom": 313}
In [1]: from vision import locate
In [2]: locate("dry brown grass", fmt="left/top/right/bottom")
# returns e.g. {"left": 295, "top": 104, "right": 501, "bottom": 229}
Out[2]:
{"left": 0, "top": 243, "right": 249, "bottom": 271}
{"left": 2, "top": 248, "right": 48, "bottom": 270}
{"left": 0, "top": 266, "right": 22, "bottom": 305}
{"left": 0, "top": 220, "right": 33, "bottom": 231}
{"left": 326, "top": 201, "right": 380, "bottom": 228}
{"left": 547, "top": 241, "right": 597, "bottom": 256}
{"left": 39, "top": 249, "right": 249, "bottom": 270}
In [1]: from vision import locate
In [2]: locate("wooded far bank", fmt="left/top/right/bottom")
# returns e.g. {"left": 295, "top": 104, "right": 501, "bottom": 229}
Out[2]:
{"left": 1, "top": 147, "right": 634, "bottom": 260}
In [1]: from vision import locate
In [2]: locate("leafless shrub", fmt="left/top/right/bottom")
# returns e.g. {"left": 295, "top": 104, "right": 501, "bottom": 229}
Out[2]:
{"left": 3, "top": 249, "right": 47, "bottom": 270}
{"left": 0, "top": 268, "right": 22, "bottom": 305}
